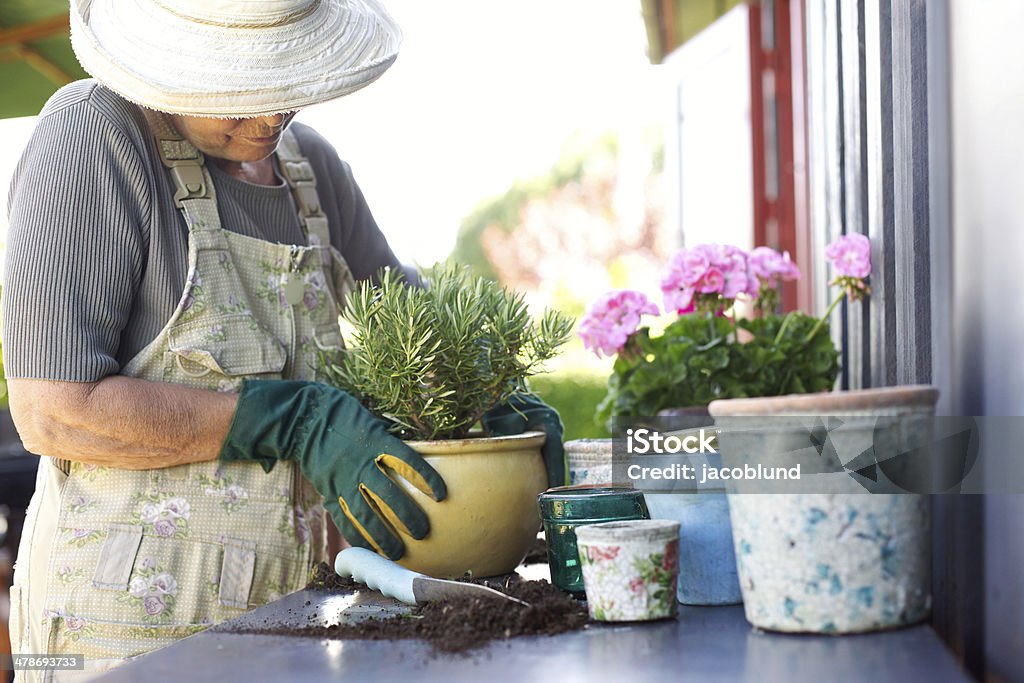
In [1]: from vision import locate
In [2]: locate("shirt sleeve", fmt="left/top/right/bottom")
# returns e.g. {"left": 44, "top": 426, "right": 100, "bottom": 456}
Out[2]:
{"left": 2, "top": 93, "right": 151, "bottom": 382}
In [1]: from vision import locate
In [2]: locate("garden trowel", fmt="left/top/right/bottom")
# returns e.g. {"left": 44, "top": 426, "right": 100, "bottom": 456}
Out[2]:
{"left": 335, "top": 547, "right": 529, "bottom": 607}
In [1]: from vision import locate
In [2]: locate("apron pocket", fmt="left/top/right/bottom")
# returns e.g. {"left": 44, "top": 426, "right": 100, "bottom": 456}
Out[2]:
{"left": 92, "top": 526, "right": 144, "bottom": 592}
{"left": 165, "top": 314, "right": 286, "bottom": 387}
{"left": 218, "top": 538, "right": 256, "bottom": 609}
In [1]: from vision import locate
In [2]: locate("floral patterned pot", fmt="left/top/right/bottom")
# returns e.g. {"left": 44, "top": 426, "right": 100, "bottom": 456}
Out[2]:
{"left": 575, "top": 519, "right": 681, "bottom": 622}
{"left": 709, "top": 385, "right": 939, "bottom": 633}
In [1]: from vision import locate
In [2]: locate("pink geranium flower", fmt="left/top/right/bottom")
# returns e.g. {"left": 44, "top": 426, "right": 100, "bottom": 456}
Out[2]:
{"left": 660, "top": 244, "right": 753, "bottom": 313}
{"left": 824, "top": 233, "right": 871, "bottom": 279}
{"left": 696, "top": 268, "right": 725, "bottom": 293}
{"left": 662, "top": 286, "right": 695, "bottom": 315}
{"left": 718, "top": 245, "right": 752, "bottom": 298}
{"left": 578, "top": 290, "right": 660, "bottom": 358}
{"left": 676, "top": 248, "right": 712, "bottom": 285}
{"left": 748, "top": 247, "right": 801, "bottom": 285}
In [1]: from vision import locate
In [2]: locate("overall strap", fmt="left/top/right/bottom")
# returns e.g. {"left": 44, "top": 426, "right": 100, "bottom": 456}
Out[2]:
{"left": 142, "top": 109, "right": 222, "bottom": 236}
{"left": 276, "top": 130, "right": 332, "bottom": 250}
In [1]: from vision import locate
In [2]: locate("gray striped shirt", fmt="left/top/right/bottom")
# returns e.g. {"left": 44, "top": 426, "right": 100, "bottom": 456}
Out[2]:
{"left": 3, "top": 80, "right": 405, "bottom": 382}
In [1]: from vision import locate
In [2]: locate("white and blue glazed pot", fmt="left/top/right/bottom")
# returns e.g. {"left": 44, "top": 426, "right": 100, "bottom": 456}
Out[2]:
{"left": 709, "top": 385, "right": 939, "bottom": 634}
{"left": 565, "top": 438, "right": 617, "bottom": 487}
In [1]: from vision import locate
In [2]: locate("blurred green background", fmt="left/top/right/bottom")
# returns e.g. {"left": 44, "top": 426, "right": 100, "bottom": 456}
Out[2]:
{"left": 530, "top": 368, "right": 610, "bottom": 441}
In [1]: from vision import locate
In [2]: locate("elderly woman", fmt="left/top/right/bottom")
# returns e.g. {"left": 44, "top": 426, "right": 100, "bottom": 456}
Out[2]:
{"left": 2, "top": 1, "right": 563, "bottom": 680}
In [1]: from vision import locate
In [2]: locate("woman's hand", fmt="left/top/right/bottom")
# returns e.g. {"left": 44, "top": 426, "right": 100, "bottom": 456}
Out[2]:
{"left": 220, "top": 379, "right": 448, "bottom": 560}
{"left": 482, "top": 394, "right": 566, "bottom": 488}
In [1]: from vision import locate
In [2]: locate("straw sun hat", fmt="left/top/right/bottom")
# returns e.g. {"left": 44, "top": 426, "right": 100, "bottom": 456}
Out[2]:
{"left": 70, "top": 0, "right": 402, "bottom": 117}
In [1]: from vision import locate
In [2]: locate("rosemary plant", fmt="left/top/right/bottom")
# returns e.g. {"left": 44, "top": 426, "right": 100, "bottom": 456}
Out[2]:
{"left": 324, "top": 265, "right": 574, "bottom": 441}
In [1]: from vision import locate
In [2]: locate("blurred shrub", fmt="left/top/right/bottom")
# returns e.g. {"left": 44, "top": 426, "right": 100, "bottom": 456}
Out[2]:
{"left": 530, "top": 371, "right": 610, "bottom": 441}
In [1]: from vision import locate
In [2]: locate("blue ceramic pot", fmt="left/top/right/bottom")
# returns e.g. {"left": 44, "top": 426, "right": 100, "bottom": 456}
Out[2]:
{"left": 644, "top": 492, "right": 742, "bottom": 605}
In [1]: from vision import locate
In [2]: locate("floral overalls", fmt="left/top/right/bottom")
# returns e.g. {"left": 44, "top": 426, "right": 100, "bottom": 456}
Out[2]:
{"left": 9, "top": 111, "right": 355, "bottom": 682}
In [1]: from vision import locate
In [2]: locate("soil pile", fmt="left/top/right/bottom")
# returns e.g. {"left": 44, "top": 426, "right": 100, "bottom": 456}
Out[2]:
{"left": 305, "top": 561, "right": 360, "bottom": 591}
{"left": 250, "top": 563, "right": 590, "bottom": 654}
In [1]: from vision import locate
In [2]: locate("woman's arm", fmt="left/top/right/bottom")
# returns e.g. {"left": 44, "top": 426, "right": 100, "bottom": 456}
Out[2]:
{"left": 7, "top": 376, "right": 237, "bottom": 469}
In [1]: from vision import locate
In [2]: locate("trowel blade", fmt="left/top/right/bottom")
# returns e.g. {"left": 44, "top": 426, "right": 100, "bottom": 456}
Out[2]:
{"left": 412, "top": 577, "right": 529, "bottom": 607}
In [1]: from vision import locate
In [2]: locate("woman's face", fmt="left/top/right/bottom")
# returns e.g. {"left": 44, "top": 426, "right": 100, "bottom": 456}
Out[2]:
{"left": 169, "top": 112, "right": 298, "bottom": 162}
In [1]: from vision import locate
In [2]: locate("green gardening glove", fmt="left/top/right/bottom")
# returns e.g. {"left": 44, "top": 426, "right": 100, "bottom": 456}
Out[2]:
{"left": 482, "top": 394, "right": 566, "bottom": 488}
{"left": 220, "top": 379, "right": 447, "bottom": 560}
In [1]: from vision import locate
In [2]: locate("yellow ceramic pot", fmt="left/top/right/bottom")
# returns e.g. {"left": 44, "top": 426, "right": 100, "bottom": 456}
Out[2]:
{"left": 395, "top": 431, "right": 548, "bottom": 578}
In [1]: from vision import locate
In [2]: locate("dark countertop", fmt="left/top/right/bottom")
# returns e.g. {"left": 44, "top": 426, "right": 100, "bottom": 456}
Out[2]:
{"left": 95, "top": 566, "right": 971, "bottom": 683}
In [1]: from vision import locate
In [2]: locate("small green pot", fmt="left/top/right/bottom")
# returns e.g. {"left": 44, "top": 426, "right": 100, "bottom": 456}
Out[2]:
{"left": 537, "top": 486, "right": 649, "bottom": 593}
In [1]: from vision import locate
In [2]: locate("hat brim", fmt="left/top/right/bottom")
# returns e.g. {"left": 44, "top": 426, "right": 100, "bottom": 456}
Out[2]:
{"left": 70, "top": 0, "right": 402, "bottom": 117}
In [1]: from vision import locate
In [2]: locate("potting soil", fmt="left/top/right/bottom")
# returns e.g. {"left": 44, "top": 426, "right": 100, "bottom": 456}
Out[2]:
{"left": 243, "top": 562, "right": 590, "bottom": 654}
{"left": 305, "top": 561, "right": 361, "bottom": 591}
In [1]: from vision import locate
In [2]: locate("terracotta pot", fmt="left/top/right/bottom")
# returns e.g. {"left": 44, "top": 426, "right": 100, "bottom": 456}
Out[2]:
{"left": 708, "top": 386, "right": 939, "bottom": 634}
{"left": 394, "top": 431, "right": 548, "bottom": 578}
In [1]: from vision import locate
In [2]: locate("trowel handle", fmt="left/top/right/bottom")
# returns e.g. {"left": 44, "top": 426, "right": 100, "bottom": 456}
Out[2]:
{"left": 334, "top": 547, "right": 425, "bottom": 605}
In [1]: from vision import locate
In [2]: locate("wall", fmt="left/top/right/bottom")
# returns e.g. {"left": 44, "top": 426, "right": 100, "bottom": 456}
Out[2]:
{"left": 949, "top": 1, "right": 1024, "bottom": 680}
{"left": 801, "top": 0, "right": 1023, "bottom": 676}
{"left": 662, "top": 5, "right": 754, "bottom": 250}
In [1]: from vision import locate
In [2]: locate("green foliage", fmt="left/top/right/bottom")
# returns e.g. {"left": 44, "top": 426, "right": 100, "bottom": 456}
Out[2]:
{"left": 596, "top": 311, "right": 839, "bottom": 429}
{"left": 529, "top": 371, "right": 611, "bottom": 440}
{"left": 324, "top": 265, "right": 574, "bottom": 441}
